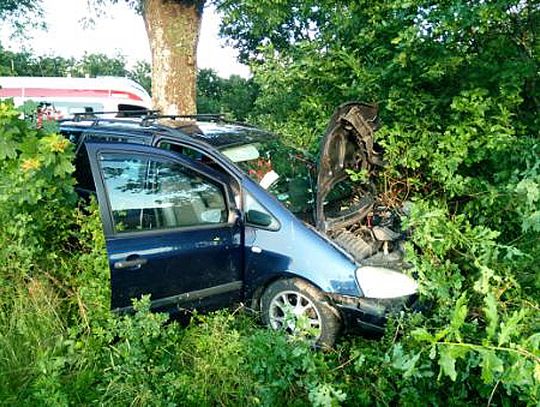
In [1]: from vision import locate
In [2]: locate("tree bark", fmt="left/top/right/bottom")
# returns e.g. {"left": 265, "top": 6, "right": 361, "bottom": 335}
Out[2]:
{"left": 143, "top": 0, "right": 204, "bottom": 115}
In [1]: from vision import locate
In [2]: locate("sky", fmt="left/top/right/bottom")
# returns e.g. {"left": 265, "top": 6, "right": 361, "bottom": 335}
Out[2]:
{"left": 0, "top": 0, "right": 250, "bottom": 78}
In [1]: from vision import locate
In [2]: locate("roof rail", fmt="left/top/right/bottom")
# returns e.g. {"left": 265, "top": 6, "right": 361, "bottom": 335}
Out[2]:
{"left": 143, "top": 113, "right": 225, "bottom": 121}
{"left": 59, "top": 117, "right": 154, "bottom": 128}
{"left": 142, "top": 113, "right": 260, "bottom": 129}
{"left": 71, "top": 109, "right": 160, "bottom": 121}
{"left": 63, "top": 110, "right": 258, "bottom": 130}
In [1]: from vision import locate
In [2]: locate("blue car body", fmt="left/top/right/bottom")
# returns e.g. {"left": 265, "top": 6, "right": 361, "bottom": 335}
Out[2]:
{"left": 62, "top": 104, "right": 418, "bottom": 337}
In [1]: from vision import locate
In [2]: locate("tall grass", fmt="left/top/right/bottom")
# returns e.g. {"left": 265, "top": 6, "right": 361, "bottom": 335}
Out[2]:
{"left": 0, "top": 278, "right": 67, "bottom": 404}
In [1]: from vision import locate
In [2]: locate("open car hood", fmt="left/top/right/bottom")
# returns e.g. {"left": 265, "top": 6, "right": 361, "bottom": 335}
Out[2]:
{"left": 315, "top": 102, "right": 383, "bottom": 232}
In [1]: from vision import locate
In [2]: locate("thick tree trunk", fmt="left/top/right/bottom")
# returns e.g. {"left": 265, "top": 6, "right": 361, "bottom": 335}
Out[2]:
{"left": 143, "top": 0, "right": 204, "bottom": 115}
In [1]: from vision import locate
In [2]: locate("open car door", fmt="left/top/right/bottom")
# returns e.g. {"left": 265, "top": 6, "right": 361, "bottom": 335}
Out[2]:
{"left": 85, "top": 142, "right": 243, "bottom": 312}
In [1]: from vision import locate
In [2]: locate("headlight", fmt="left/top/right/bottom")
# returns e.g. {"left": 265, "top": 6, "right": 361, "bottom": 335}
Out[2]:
{"left": 356, "top": 266, "right": 418, "bottom": 299}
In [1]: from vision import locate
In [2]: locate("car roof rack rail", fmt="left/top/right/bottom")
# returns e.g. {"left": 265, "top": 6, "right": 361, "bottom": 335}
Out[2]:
{"left": 71, "top": 109, "right": 160, "bottom": 122}
{"left": 64, "top": 110, "right": 259, "bottom": 130}
{"left": 143, "top": 113, "right": 224, "bottom": 121}
{"left": 142, "top": 113, "right": 261, "bottom": 129}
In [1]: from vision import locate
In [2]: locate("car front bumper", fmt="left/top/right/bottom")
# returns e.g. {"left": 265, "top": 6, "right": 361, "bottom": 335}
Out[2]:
{"left": 331, "top": 293, "right": 419, "bottom": 333}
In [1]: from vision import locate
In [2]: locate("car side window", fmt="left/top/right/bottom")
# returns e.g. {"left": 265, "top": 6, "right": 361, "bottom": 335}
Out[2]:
{"left": 74, "top": 144, "right": 96, "bottom": 194}
{"left": 158, "top": 140, "right": 242, "bottom": 206}
{"left": 99, "top": 153, "right": 228, "bottom": 233}
{"left": 159, "top": 141, "right": 220, "bottom": 169}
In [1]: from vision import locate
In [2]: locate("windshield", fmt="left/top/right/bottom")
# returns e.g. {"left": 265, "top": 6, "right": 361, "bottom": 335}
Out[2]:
{"left": 224, "top": 139, "right": 315, "bottom": 216}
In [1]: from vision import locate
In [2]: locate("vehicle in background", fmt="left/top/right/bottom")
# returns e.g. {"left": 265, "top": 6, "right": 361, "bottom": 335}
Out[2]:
{"left": 0, "top": 76, "right": 151, "bottom": 119}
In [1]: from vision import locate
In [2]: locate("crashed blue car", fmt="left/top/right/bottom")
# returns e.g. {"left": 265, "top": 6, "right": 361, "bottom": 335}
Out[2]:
{"left": 61, "top": 102, "right": 418, "bottom": 346}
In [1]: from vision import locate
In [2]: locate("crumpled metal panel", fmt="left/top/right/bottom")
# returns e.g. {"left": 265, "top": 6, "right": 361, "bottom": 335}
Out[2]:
{"left": 315, "top": 102, "right": 384, "bottom": 232}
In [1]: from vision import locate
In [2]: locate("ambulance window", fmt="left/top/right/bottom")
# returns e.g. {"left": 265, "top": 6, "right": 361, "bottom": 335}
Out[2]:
{"left": 117, "top": 104, "right": 148, "bottom": 117}
{"left": 56, "top": 102, "right": 104, "bottom": 116}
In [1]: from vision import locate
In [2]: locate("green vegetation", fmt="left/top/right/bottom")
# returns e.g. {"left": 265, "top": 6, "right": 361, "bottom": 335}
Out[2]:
{"left": 0, "top": 0, "right": 539, "bottom": 405}
{"left": 0, "top": 0, "right": 44, "bottom": 34}
{"left": 217, "top": 0, "right": 540, "bottom": 403}
{"left": 197, "top": 68, "right": 259, "bottom": 121}
{"left": 0, "top": 48, "right": 152, "bottom": 94}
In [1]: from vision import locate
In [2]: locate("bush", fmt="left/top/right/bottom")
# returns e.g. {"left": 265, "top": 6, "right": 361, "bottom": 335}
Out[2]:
{"left": 2, "top": 20, "right": 539, "bottom": 401}
{"left": 218, "top": 0, "right": 540, "bottom": 403}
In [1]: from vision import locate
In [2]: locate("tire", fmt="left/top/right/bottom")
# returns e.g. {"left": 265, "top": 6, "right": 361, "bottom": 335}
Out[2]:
{"left": 260, "top": 278, "right": 341, "bottom": 348}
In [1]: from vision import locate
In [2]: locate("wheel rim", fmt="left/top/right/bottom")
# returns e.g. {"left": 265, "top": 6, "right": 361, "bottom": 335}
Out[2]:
{"left": 268, "top": 290, "right": 322, "bottom": 340}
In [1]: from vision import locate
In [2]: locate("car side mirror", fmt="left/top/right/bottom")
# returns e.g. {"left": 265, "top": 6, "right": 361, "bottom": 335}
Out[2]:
{"left": 246, "top": 209, "right": 273, "bottom": 227}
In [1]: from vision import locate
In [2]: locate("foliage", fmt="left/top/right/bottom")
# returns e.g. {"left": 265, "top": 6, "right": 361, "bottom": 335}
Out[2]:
{"left": 1, "top": 0, "right": 539, "bottom": 404}
{"left": 216, "top": 0, "right": 540, "bottom": 403}
{"left": 0, "top": 47, "right": 144, "bottom": 83}
{"left": 75, "top": 52, "right": 128, "bottom": 78}
{"left": 0, "top": 0, "right": 44, "bottom": 34}
{"left": 197, "top": 68, "right": 259, "bottom": 120}
{"left": 0, "top": 0, "right": 41, "bottom": 16}
{"left": 0, "top": 100, "right": 109, "bottom": 404}
{"left": 0, "top": 101, "right": 76, "bottom": 274}
{"left": 128, "top": 60, "right": 152, "bottom": 94}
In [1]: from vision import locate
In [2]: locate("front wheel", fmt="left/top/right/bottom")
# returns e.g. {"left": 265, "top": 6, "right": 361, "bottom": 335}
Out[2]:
{"left": 260, "top": 278, "right": 341, "bottom": 348}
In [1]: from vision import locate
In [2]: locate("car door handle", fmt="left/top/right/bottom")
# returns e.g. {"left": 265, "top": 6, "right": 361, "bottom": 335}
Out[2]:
{"left": 114, "top": 257, "right": 148, "bottom": 269}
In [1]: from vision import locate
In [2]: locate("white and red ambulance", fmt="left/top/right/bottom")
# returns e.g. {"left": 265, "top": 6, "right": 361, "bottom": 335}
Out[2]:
{"left": 0, "top": 76, "right": 152, "bottom": 119}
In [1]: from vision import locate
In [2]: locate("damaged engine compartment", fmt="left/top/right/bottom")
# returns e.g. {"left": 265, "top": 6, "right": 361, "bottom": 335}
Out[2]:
{"left": 315, "top": 102, "right": 407, "bottom": 270}
{"left": 235, "top": 101, "right": 409, "bottom": 271}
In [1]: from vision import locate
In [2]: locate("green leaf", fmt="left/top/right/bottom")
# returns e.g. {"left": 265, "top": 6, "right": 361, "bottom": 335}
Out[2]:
{"left": 479, "top": 350, "right": 504, "bottom": 384}
{"left": 438, "top": 345, "right": 469, "bottom": 382}
{"left": 0, "top": 136, "right": 18, "bottom": 160}
{"left": 498, "top": 309, "right": 526, "bottom": 347}
{"left": 473, "top": 263, "right": 496, "bottom": 294}
{"left": 522, "top": 210, "right": 540, "bottom": 233}
{"left": 450, "top": 293, "right": 468, "bottom": 341}
{"left": 438, "top": 347, "right": 457, "bottom": 381}
{"left": 484, "top": 292, "right": 499, "bottom": 341}
{"left": 392, "top": 344, "right": 422, "bottom": 378}
{"left": 411, "top": 328, "right": 434, "bottom": 343}
{"left": 516, "top": 178, "right": 539, "bottom": 207}
{"left": 53, "top": 159, "right": 75, "bottom": 178}
{"left": 534, "top": 363, "right": 540, "bottom": 384}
